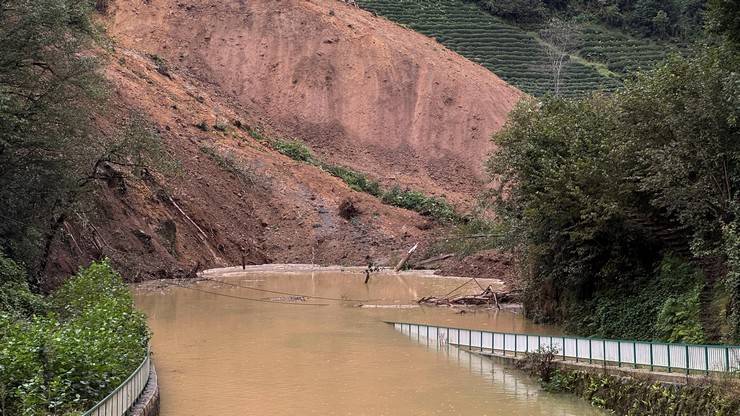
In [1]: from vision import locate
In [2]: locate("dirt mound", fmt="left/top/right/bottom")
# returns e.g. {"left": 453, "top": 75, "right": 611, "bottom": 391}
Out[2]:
{"left": 105, "top": 0, "right": 522, "bottom": 205}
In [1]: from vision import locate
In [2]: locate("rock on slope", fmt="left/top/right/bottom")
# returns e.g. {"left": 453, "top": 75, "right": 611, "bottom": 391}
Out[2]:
{"left": 106, "top": 0, "right": 522, "bottom": 204}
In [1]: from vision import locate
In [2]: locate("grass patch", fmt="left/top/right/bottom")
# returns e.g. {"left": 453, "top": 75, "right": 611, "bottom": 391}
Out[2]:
{"left": 271, "top": 138, "right": 316, "bottom": 164}
{"left": 321, "top": 164, "right": 382, "bottom": 196}
{"left": 381, "top": 186, "right": 458, "bottom": 222}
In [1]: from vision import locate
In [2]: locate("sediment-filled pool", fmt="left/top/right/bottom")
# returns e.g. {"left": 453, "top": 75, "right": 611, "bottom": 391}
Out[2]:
{"left": 134, "top": 267, "right": 601, "bottom": 415}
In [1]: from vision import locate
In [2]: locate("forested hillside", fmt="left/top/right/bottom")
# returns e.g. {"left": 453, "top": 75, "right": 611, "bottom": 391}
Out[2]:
{"left": 485, "top": 0, "right": 740, "bottom": 343}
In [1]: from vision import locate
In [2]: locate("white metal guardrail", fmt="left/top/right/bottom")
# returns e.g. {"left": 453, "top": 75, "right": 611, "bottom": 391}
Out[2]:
{"left": 388, "top": 321, "right": 740, "bottom": 375}
{"left": 82, "top": 347, "right": 151, "bottom": 416}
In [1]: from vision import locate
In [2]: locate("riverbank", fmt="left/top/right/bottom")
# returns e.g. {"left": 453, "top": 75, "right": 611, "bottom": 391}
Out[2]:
{"left": 488, "top": 347, "right": 740, "bottom": 415}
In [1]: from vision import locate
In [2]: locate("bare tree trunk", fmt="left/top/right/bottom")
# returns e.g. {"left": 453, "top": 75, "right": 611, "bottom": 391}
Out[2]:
{"left": 394, "top": 243, "right": 418, "bottom": 272}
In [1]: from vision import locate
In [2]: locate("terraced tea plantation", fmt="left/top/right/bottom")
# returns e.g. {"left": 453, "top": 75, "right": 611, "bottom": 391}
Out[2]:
{"left": 358, "top": 0, "right": 621, "bottom": 97}
{"left": 577, "top": 25, "right": 680, "bottom": 74}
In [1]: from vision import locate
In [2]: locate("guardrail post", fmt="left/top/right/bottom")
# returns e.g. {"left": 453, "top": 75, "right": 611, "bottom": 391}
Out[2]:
{"left": 562, "top": 337, "right": 566, "bottom": 360}
{"left": 589, "top": 339, "right": 593, "bottom": 364}
{"left": 514, "top": 334, "right": 517, "bottom": 357}
{"left": 633, "top": 342, "right": 638, "bottom": 369}
{"left": 538, "top": 335, "right": 541, "bottom": 351}
{"left": 575, "top": 339, "right": 579, "bottom": 363}
{"left": 617, "top": 340, "right": 621, "bottom": 367}
{"left": 726, "top": 346, "right": 730, "bottom": 372}
{"left": 602, "top": 339, "right": 607, "bottom": 366}
{"left": 667, "top": 344, "right": 671, "bottom": 373}
{"left": 705, "top": 346, "right": 709, "bottom": 375}
{"left": 685, "top": 345, "right": 689, "bottom": 375}
{"left": 650, "top": 343, "right": 654, "bottom": 371}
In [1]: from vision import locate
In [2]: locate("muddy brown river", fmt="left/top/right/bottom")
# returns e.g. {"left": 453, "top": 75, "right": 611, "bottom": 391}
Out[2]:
{"left": 134, "top": 267, "right": 602, "bottom": 415}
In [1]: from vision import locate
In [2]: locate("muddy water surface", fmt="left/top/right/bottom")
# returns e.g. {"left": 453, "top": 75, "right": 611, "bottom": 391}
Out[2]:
{"left": 134, "top": 269, "right": 601, "bottom": 416}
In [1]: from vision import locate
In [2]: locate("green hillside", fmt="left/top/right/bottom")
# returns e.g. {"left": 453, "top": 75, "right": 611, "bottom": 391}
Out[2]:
{"left": 359, "top": 0, "right": 620, "bottom": 97}
{"left": 358, "top": 0, "right": 682, "bottom": 97}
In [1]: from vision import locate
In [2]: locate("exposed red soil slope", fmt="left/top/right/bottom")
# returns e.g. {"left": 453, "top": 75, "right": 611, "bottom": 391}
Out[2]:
{"left": 45, "top": 0, "right": 522, "bottom": 284}
{"left": 105, "top": 0, "right": 522, "bottom": 205}
{"left": 45, "top": 50, "right": 434, "bottom": 285}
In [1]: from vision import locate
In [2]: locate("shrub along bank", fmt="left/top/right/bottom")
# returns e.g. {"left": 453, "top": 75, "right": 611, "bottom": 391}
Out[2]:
{"left": 0, "top": 256, "right": 149, "bottom": 416}
{"left": 516, "top": 348, "right": 740, "bottom": 416}
{"left": 544, "top": 370, "right": 740, "bottom": 416}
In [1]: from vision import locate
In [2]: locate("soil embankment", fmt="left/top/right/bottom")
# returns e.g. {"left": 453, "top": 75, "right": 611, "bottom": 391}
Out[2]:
{"left": 45, "top": 0, "right": 521, "bottom": 284}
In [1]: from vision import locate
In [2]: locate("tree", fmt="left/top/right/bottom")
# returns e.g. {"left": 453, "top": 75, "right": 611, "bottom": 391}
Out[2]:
{"left": 0, "top": 0, "right": 171, "bottom": 281}
{"left": 706, "top": 0, "right": 740, "bottom": 45}
{"left": 540, "top": 18, "right": 580, "bottom": 96}
{"left": 0, "top": 0, "right": 104, "bottom": 274}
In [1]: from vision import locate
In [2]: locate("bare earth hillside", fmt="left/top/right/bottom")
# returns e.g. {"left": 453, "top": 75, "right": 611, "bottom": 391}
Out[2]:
{"left": 106, "top": 0, "right": 521, "bottom": 204}
{"left": 45, "top": 0, "right": 522, "bottom": 283}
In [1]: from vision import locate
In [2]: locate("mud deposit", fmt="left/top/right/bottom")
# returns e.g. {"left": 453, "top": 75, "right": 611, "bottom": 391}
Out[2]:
{"left": 134, "top": 270, "right": 601, "bottom": 415}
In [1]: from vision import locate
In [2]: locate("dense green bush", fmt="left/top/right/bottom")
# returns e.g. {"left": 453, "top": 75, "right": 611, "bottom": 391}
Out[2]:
{"left": 0, "top": 253, "right": 45, "bottom": 319}
{"left": 0, "top": 260, "right": 149, "bottom": 415}
{"left": 544, "top": 369, "right": 740, "bottom": 415}
{"left": 487, "top": 45, "right": 739, "bottom": 341}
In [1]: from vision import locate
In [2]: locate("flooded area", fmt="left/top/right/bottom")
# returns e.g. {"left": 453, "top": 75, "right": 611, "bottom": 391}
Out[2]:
{"left": 134, "top": 267, "right": 602, "bottom": 416}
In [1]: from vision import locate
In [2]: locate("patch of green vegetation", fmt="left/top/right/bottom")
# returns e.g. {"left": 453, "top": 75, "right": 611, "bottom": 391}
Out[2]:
{"left": 271, "top": 139, "right": 317, "bottom": 164}
{"left": 0, "top": 257, "right": 149, "bottom": 415}
{"left": 381, "top": 186, "right": 458, "bottom": 222}
{"left": 147, "top": 53, "right": 171, "bottom": 77}
{"left": 321, "top": 164, "right": 382, "bottom": 197}
{"left": 246, "top": 127, "right": 267, "bottom": 142}
{"left": 543, "top": 369, "right": 740, "bottom": 415}
{"left": 258, "top": 135, "right": 460, "bottom": 222}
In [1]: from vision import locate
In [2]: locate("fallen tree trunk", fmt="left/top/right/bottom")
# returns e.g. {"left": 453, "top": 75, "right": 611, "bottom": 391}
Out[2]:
{"left": 418, "top": 285, "right": 518, "bottom": 306}
{"left": 394, "top": 243, "right": 418, "bottom": 272}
